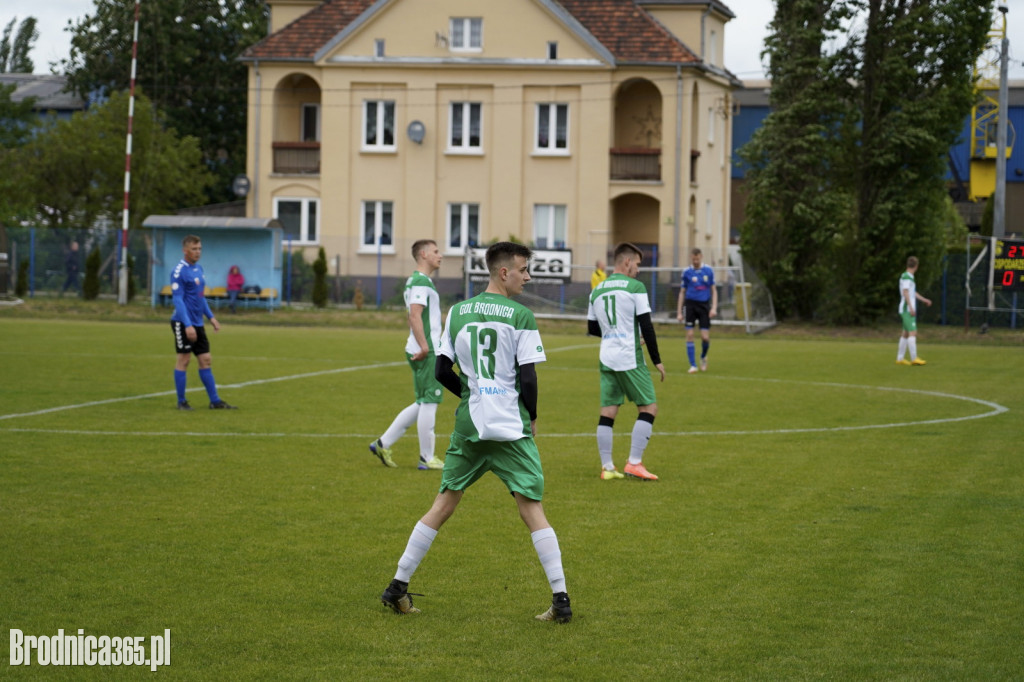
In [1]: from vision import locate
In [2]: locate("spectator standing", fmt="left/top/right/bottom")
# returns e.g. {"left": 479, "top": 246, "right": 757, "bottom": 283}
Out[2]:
{"left": 590, "top": 259, "right": 607, "bottom": 290}
{"left": 61, "top": 241, "right": 81, "bottom": 295}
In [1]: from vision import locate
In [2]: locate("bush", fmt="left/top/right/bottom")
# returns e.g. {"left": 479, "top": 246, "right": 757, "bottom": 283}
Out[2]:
{"left": 15, "top": 259, "right": 28, "bottom": 297}
{"left": 312, "top": 247, "right": 328, "bottom": 308}
{"left": 83, "top": 247, "right": 101, "bottom": 300}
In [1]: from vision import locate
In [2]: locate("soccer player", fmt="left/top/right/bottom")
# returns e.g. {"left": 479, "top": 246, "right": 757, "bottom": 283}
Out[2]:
{"left": 380, "top": 242, "right": 573, "bottom": 623}
{"left": 896, "top": 256, "right": 932, "bottom": 366}
{"left": 587, "top": 242, "right": 665, "bottom": 481}
{"left": 368, "top": 239, "right": 445, "bottom": 470}
{"left": 676, "top": 247, "right": 718, "bottom": 374}
{"left": 170, "top": 235, "right": 236, "bottom": 410}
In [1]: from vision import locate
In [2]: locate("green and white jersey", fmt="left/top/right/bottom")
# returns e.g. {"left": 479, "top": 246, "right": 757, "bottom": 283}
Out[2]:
{"left": 438, "top": 292, "right": 546, "bottom": 442}
{"left": 404, "top": 270, "right": 442, "bottom": 354}
{"left": 587, "top": 273, "right": 651, "bottom": 371}
{"left": 898, "top": 271, "right": 916, "bottom": 314}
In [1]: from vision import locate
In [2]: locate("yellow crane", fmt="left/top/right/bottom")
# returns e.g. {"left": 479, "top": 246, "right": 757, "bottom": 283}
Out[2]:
{"left": 969, "top": 6, "right": 1014, "bottom": 201}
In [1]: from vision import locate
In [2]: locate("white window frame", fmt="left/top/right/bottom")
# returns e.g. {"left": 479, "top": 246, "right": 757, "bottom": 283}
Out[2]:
{"left": 534, "top": 103, "right": 569, "bottom": 155}
{"left": 532, "top": 204, "right": 567, "bottom": 249}
{"left": 274, "top": 197, "right": 320, "bottom": 245}
{"left": 446, "top": 202, "right": 480, "bottom": 254}
{"left": 362, "top": 99, "right": 396, "bottom": 152}
{"left": 449, "top": 17, "right": 482, "bottom": 51}
{"left": 360, "top": 200, "right": 395, "bottom": 254}
{"left": 448, "top": 102, "right": 483, "bottom": 153}
{"left": 301, "top": 103, "right": 320, "bottom": 142}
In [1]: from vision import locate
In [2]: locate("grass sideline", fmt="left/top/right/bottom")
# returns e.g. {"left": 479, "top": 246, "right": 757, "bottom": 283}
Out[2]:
{"left": 1, "top": 313, "right": 1022, "bottom": 679}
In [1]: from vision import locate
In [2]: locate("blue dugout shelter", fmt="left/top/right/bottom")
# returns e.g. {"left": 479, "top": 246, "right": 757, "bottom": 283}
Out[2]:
{"left": 144, "top": 215, "right": 284, "bottom": 308}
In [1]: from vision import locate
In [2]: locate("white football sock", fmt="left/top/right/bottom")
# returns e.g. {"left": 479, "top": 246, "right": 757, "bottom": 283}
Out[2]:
{"left": 628, "top": 418, "right": 654, "bottom": 465}
{"left": 597, "top": 424, "right": 614, "bottom": 470}
{"left": 381, "top": 403, "right": 419, "bottom": 449}
{"left": 897, "top": 337, "right": 907, "bottom": 360}
{"left": 417, "top": 402, "right": 438, "bottom": 461}
{"left": 395, "top": 521, "right": 437, "bottom": 583}
{"left": 908, "top": 337, "right": 918, "bottom": 360}
{"left": 531, "top": 527, "right": 566, "bottom": 594}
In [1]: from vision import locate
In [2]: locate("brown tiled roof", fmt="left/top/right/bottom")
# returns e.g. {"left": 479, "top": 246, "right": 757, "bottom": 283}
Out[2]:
{"left": 242, "top": 0, "right": 698, "bottom": 65}
{"left": 555, "top": 0, "right": 698, "bottom": 64}
{"left": 243, "top": 0, "right": 374, "bottom": 60}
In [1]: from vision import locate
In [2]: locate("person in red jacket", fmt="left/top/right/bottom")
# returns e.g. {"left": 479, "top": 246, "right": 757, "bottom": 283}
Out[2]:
{"left": 227, "top": 265, "right": 245, "bottom": 313}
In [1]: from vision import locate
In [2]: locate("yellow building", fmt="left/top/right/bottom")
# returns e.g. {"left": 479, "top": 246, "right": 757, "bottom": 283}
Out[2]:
{"left": 241, "top": 0, "right": 739, "bottom": 282}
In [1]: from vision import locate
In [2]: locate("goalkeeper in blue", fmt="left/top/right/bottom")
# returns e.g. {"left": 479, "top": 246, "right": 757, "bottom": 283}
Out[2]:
{"left": 170, "top": 235, "right": 235, "bottom": 410}
{"left": 380, "top": 242, "right": 572, "bottom": 623}
{"left": 587, "top": 242, "right": 665, "bottom": 481}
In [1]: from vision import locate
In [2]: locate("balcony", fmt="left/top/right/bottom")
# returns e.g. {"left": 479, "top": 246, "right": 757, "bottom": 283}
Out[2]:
{"left": 273, "top": 141, "right": 320, "bottom": 174}
{"left": 610, "top": 147, "right": 661, "bottom": 181}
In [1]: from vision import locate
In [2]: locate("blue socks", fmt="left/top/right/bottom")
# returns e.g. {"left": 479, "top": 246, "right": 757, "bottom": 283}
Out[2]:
{"left": 686, "top": 341, "right": 696, "bottom": 367}
{"left": 174, "top": 369, "right": 187, "bottom": 403}
{"left": 198, "top": 368, "right": 220, "bottom": 403}
{"left": 702, "top": 340, "right": 710, "bottom": 359}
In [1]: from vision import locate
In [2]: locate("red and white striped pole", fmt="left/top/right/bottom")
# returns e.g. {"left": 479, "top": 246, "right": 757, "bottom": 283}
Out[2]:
{"left": 118, "top": 0, "right": 140, "bottom": 305}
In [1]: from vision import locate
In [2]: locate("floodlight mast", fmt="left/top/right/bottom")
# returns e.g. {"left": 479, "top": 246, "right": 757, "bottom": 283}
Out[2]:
{"left": 994, "top": 3, "right": 1009, "bottom": 241}
{"left": 118, "top": 0, "right": 141, "bottom": 305}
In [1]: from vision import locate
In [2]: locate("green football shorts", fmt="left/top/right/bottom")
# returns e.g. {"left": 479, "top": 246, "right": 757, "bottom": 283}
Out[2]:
{"left": 900, "top": 311, "right": 917, "bottom": 333}
{"left": 439, "top": 431, "right": 545, "bottom": 501}
{"left": 407, "top": 351, "right": 444, "bottom": 404}
{"left": 599, "top": 363, "right": 657, "bottom": 407}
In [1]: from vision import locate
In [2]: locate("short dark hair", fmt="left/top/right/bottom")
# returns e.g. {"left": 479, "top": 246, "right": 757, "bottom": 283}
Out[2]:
{"left": 612, "top": 242, "right": 643, "bottom": 264}
{"left": 183, "top": 235, "right": 201, "bottom": 247}
{"left": 691, "top": 248, "right": 702, "bottom": 256}
{"left": 485, "top": 241, "right": 533, "bottom": 275}
{"left": 411, "top": 239, "right": 436, "bottom": 260}
{"left": 907, "top": 256, "right": 919, "bottom": 268}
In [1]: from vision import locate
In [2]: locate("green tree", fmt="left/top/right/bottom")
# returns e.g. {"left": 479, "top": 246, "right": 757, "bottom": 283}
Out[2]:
{"left": 0, "top": 82, "right": 37, "bottom": 148}
{"left": 831, "top": 0, "right": 990, "bottom": 323}
{"left": 8, "top": 90, "right": 211, "bottom": 232}
{"left": 83, "top": 246, "right": 101, "bottom": 300}
{"left": 738, "top": 0, "right": 857, "bottom": 319}
{"left": 60, "top": 0, "right": 268, "bottom": 204}
{"left": 0, "top": 17, "right": 38, "bottom": 73}
{"left": 739, "top": 0, "right": 991, "bottom": 323}
{"left": 312, "top": 247, "right": 328, "bottom": 308}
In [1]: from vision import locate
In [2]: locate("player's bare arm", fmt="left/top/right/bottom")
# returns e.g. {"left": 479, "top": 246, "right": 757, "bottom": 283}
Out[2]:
{"left": 409, "top": 303, "right": 429, "bottom": 360}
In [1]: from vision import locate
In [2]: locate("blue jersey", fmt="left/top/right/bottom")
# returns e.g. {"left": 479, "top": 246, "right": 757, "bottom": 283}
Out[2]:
{"left": 170, "top": 258, "right": 213, "bottom": 327}
{"left": 681, "top": 265, "right": 715, "bottom": 303}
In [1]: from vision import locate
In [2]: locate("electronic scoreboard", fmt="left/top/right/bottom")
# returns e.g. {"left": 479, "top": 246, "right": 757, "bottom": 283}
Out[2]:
{"left": 993, "top": 238, "right": 1024, "bottom": 292}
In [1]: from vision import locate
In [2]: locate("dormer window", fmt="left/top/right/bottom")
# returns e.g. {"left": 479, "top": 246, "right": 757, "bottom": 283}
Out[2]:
{"left": 375, "top": 39, "right": 385, "bottom": 58}
{"left": 450, "top": 17, "right": 482, "bottom": 51}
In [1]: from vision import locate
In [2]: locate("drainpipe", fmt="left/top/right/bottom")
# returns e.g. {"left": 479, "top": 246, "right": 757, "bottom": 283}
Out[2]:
{"left": 674, "top": 64, "right": 683, "bottom": 268}
{"left": 252, "top": 59, "right": 261, "bottom": 217}
{"left": 696, "top": 2, "right": 712, "bottom": 60}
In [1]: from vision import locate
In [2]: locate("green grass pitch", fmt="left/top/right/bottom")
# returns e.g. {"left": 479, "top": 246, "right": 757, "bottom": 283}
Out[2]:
{"left": 1, "top": 316, "right": 1022, "bottom": 679}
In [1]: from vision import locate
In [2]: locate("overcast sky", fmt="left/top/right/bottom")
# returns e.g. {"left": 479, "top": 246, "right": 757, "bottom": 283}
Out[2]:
{"left": 4, "top": 0, "right": 1024, "bottom": 80}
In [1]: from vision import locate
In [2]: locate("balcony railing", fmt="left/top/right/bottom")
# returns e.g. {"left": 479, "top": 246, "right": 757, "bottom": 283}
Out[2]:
{"left": 272, "top": 141, "right": 320, "bottom": 174}
{"left": 610, "top": 147, "right": 661, "bottom": 181}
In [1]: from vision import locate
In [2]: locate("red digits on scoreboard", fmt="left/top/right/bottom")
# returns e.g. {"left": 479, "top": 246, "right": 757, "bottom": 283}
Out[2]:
{"left": 1004, "top": 271, "right": 1015, "bottom": 286}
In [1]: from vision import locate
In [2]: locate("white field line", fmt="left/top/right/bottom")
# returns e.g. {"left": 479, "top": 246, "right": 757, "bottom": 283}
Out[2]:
{"left": 0, "top": 344, "right": 1009, "bottom": 437}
